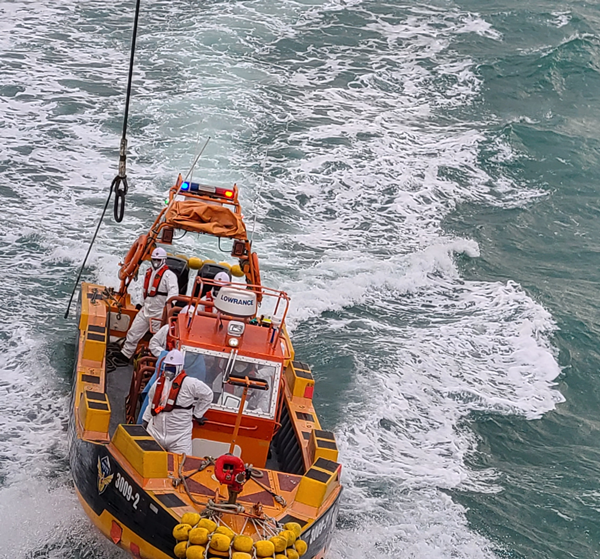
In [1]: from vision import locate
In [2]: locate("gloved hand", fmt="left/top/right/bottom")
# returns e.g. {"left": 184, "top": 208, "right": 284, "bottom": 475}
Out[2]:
{"left": 135, "top": 303, "right": 142, "bottom": 310}
{"left": 193, "top": 416, "right": 207, "bottom": 426}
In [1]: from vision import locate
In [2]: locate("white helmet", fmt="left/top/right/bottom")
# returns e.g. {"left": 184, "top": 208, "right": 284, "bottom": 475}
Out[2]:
{"left": 214, "top": 271, "right": 230, "bottom": 284}
{"left": 212, "top": 271, "right": 230, "bottom": 295}
{"left": 163, "top": 348, "right": 184, "bottom": 379}
{"left": 165, "top": 349, "right": 184, "bottom": 366}
{"left": 151, "top": 247, "right": 167, "bottom": 269}
{"left": 152, "top": 247, "right": 167, "bottom": 259}
{"left": 233, "top": 361, "right": 253, "bottom": 374}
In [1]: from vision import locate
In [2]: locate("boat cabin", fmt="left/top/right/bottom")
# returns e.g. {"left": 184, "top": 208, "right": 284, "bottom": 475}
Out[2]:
{"left": 109, "top": 175, "right": 301, "bottom": 471}
{"left": 127, "top": 278, "right": 292, "bottom": 469}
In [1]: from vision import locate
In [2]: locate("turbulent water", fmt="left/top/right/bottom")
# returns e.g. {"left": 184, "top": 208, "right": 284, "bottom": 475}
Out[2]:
{"left": 1, "top": 0, "right": 600, "bottom": 557}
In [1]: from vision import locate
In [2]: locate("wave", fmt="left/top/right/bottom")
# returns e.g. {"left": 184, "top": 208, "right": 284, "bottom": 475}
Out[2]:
{"left": 0, "top": 0, "right": 563, "bottom": 557}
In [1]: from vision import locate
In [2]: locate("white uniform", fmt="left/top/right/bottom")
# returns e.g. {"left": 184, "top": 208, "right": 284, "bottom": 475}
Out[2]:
{"left": 121, "top": 265, "right": 179, "bottom": 358}
{"left": 149, "top": 324, "right": 169, "bottom": 357}
{"left": 149, "top": 306, "right": 201, "bottom": 357}
{"left": 142, "top": 376, "right": 213, "bottom": 454}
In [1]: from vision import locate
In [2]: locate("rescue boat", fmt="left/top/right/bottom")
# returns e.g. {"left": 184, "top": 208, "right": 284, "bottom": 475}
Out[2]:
{"left": 69, "top": 175, "right": 342, "bottom": 559}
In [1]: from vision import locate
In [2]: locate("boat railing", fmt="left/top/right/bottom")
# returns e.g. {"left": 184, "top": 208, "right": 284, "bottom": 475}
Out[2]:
{"left": 159, "top": 278, "right": 290, "bottom": 347}
{"left": 125, "top": 354, "right": 157, "bottom": 424}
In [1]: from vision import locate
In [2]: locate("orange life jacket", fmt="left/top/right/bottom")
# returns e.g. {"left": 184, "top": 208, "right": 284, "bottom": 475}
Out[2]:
{"left": 201, "top": 291, "right": 220, "bottom": 313}
{"left": 143, "top": 264, "right": 169, "bottom": 298}
{"left": 150, "top": 370, "right": 190, "bottom": 416}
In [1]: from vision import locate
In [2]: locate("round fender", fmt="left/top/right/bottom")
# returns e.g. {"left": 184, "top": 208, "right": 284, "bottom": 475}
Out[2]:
{"left": 119, "top": 234, "right": 149, "bottom": 280}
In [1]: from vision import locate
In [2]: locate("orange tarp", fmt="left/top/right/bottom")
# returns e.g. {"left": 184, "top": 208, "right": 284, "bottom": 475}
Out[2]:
{"left": 165, "top": 200, "right": 247, "bottom": 239}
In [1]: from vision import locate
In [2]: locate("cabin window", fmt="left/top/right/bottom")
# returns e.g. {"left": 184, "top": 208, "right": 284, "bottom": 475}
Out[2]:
{"left": 181, "top": 346, "right": 281, "bottom": 420}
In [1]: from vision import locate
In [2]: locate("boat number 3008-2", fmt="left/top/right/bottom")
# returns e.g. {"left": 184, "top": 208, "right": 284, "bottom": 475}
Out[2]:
{"left": 115, "top": 472, "right": 140, "bottom": 509}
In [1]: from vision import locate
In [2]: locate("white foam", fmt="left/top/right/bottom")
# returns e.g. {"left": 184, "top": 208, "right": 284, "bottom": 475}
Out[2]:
{"left": 0, "top": 482, "right": 123, "bottom": 559}
{"left": 550, "top": 11, "right": 571, "bottom": 28}
{"left": 0, "top": 0, "right": 563, "bottom": 557}
{"left": 328, "top": 486, "right": 496, "bottom": 559}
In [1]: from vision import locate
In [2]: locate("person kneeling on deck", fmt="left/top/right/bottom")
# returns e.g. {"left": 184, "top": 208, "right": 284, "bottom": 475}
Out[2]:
{"left": 142, "top": 349, "right": 213, "bottom": 455}
{"left": 119, "top": 247, "right": 179, "bottom": 362}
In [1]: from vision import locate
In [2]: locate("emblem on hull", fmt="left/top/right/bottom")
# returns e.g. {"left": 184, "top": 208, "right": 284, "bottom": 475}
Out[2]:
{"left": 97, "top": 455, "right": 114, "bottom": 494}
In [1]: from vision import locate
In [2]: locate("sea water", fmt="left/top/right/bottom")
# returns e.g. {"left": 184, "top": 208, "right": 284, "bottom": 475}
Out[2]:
{"left": 0, "top": 0, "right": 598, "bottom": 557}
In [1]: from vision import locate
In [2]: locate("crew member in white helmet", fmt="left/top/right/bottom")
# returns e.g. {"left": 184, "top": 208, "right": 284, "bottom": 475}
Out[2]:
{"left": 229, "top": 360, "right": 271, "bottom": 413}
{"left": 120, "top": 247, "right": 179, "bottom": 361}
{"left": 142, "top": 349, "right": 213, "bottom": 454}
{"left": 138, "top": 308, "right": 207, "bottom": 422}
{"left": 198, "top": 270, "right": 231, "bottom": 312}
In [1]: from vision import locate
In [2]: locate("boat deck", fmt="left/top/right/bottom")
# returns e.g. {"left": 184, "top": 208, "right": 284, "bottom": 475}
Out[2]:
{"left": 106, "top": 363, "right": 132, "bottom": 435}
{"left": 106, "top": 360, "right": 286, "bottom": 473}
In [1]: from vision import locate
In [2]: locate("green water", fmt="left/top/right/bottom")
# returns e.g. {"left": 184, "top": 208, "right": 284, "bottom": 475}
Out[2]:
{"left": 445, "top": 2, "right": 600, "bottom": 557}
{"left": 0, "top": 0, "right": 599, "bottom": 557}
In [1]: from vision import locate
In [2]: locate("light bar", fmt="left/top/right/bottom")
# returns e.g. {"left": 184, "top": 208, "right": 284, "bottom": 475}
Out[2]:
{"left": 178, "top": 181, "right": 234, "bottom": 199}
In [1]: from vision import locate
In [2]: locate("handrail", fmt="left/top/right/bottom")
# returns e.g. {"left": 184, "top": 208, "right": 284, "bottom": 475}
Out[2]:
{"left": 203, "top": 420, "right": 258, "bottom": 431}
{"left": 186, "top": 277, "right": 290, "bottom": 348}
{"left": 126, "top": 358, "right": 157, "bottom": 423}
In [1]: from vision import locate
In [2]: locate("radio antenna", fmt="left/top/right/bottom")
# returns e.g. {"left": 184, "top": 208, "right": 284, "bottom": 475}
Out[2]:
{"left": 184, "top": 136, "right": 211, "bottom": 185}
{"left": 250, "top": 154, "right": 266, "bottom": 245}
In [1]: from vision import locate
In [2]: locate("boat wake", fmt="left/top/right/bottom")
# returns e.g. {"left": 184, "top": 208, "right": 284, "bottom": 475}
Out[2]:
{"left": 0, "top": 0, "right": 564, "bottom": 557}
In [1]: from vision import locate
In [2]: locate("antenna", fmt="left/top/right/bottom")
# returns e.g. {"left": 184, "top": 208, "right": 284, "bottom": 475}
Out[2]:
{"left": 250, "top": 154, "right": 267, "bottom": 245}
{"left": 183, "top": 136, "right": 211, "bottom": 184}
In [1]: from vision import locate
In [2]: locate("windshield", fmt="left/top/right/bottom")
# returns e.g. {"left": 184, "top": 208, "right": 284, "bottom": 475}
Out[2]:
{"left": 181, "top": 346, "right": 281, "bottom": 419}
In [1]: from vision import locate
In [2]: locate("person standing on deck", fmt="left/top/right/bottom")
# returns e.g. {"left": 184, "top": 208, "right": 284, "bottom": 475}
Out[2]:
{"left": 119, "top": 247, "right": 179, "bottom": 362}
{"left": 142, "top": 349, "right": 213, "bottom": 454}
{"left": 137, "top": 305, "right": 209, "bottom": 423}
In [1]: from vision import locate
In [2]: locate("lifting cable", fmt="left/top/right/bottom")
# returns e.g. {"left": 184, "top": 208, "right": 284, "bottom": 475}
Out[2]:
{"left": 111, "top": 0, "right": 142, "bottom": 223}
{"left": 64, "top": 0, "right": 142, "bottom": 319}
